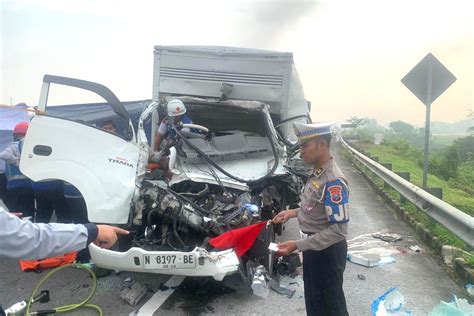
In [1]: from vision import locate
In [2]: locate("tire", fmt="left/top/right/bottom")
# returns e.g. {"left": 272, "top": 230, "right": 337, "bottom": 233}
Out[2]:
{"left": 245, "top": 223, "right": 275, "bottom": 274}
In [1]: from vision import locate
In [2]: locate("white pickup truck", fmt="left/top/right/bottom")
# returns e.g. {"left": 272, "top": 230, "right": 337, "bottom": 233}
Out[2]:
{"left": 20, "top": 46, "right": 310, "bottom": 281}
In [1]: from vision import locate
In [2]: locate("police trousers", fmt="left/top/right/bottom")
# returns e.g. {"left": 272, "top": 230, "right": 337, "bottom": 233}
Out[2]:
{"left": 303, "top": 239, "right": 348, "bottom": 316}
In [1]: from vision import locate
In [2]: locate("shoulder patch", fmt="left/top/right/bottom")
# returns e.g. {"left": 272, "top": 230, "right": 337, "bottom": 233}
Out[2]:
{"left": 324, "top": 179, "right": 349, "bottom": 224}
{"left": 328, "top": 185, "right": 343, "bottom": 203}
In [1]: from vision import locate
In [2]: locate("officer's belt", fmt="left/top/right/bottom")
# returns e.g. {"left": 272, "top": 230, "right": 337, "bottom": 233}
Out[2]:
{"left": 299, "top": 231, "right": 315, "bottom": 240}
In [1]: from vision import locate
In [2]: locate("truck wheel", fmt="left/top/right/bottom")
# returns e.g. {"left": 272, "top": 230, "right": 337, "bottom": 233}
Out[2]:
{"left": 245, "top": 223, "right": 275, "bottom": 274}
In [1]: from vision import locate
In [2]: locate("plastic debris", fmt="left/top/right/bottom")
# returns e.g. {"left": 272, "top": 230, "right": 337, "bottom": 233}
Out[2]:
{"left": 241, "top": 203, "right": 260, "bottom": 217}
{"left": 243, "top": 203, "right": 259, "bottom": 214}
{"left": 120, "top": 282, "right": 148, "bottom": 306}
{"left": 371, "top": 287, "right": 412, "bottom": 316}
{"left": 428, "top": 295, "right": 474, "bottom": 315}
{"left": 279, "top": 275, "right": 304, "bottom": 295}
{"left": 465, "top": 283, "right": 473, "bottom": 297}
{"left": 251, "top": 265, "right": 269, "bottom": 298}
{"left": 372, "top": 233, "right": 402, "bottom": 243}
{"left": 384, "top": 289, "right": 404, "bottom": 311}
{"left": 456, "top": 297, "right": 474, "bottom": 314}
{"left": 357, "top": 274, "right": 366, "bottom": 280}
{"left": 125, "top": 277, "right": 133, "bottom": 282}
{"left": 269, "top": 279, "right": 296, "bottom": 298}
{"left": 378, "top": 256, "right": 396, "bottom": 266}
{"left": 347, "top": 253, "right": 381, "bottom": 267}
{"left": 409, "top": 245, "right": 421, "bottom": 253}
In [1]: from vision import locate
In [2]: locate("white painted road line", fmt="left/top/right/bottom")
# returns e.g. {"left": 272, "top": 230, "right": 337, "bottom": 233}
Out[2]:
{"left": 131, "top": 275, "right": 186, "bottom": 316}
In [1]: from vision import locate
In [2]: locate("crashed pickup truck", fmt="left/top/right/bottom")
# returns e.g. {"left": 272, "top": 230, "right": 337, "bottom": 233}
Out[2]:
{"left": 20, "top": 46, "right": 311, "bottom": 281}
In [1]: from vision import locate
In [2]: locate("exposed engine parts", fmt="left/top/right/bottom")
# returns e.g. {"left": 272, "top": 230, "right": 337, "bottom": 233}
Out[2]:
{"left": 130, "top": 175, "right": 300, "bottom": 255}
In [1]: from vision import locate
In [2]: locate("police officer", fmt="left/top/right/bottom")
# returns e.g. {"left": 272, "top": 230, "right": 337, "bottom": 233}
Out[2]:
{"left": 273, "top": 122, "right": 349, "bottom": 316}
{"left": 0, "top": 122, "right": 35, "bottom": 217}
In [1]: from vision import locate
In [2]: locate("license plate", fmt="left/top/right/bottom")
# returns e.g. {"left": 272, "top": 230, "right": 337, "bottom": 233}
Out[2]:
{"left": 143, "top": 253, "right": 196, "bottom": 269}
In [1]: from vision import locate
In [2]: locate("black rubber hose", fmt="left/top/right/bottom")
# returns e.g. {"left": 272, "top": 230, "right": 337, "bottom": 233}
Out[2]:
{"left": 274, "top": 114, "right": 312, "bottom": 147}
{"left": 173, "top": 213, "right": 186, "bottom": 249}
{"left": 166, "top": 188, "right": 211, "bottom": 216}
{"left": 275, "top": 114, "right": 311, "bottom": 128}
{"left": 172, "top": 110, "right": 280, "bottom": 184}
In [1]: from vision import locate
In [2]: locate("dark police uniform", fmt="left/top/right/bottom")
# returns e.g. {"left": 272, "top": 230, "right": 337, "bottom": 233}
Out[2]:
{"left": 293, "top": 122, "right": 349, "bottom": 316}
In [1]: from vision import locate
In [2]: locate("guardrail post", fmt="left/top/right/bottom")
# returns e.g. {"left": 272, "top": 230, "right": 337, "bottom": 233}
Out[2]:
{"left": 395, "top": 172, "right": 411, "bottom": 203}
{"left": 424, "top": 187, "right": 443, "bottom": 200}
{"left": 381, "top": 163, "right": 393, "bottom": 189}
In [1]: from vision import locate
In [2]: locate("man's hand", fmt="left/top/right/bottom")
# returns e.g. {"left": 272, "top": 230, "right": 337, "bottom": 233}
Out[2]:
{"left": 272, "top": 210, "right": 294, "bottom": 224}
{"left": 277, "top": 240, "right": 297, "bottom": 256}
{"left": 94, "top": 225, "right": 129, "bottom": 249}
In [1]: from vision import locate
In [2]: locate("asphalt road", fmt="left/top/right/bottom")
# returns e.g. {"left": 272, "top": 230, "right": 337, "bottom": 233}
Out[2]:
{"left": 0, "top": 145, "right": 467, "bottom": 315}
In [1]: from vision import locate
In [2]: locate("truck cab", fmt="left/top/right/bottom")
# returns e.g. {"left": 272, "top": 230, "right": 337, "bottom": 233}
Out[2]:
{"left": 19, "top": 46, "right": 311, "bottom": 281}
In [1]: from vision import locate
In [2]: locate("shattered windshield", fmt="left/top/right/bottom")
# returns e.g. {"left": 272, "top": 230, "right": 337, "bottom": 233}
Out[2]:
{"left": 183, "top": 103, "right": 266, "bottom": 135}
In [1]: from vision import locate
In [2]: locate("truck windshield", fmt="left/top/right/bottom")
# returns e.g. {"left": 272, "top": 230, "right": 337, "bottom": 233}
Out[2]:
{"left": 185, "top": 103, "right": 266, "bottom": 135}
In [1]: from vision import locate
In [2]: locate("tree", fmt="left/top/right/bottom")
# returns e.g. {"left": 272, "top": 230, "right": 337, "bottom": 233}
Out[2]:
{"left": 429, "top": 145, "right": 460, "bottom": 180}
{"left": 364, "top": 118, "right": 378, "bottom": 127}
{"left": 348, "top": 116, "right": 366, "bottom": 128}
{"left": 346, "top": 116, "right": 366, "bottom": 139}
{"left": 453, "top": 136, "right": 474, "bottom": 162}
{"left": 389, "top": 121, "right": 415, "bottom": 135}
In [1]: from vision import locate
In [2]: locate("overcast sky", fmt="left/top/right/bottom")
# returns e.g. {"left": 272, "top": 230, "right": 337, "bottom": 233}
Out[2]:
{"left": 1, "top": 0, "right": 473, "bottom": 126}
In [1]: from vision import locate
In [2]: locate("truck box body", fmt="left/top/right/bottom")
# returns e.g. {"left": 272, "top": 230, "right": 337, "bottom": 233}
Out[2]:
{"left": 152, "top": 46, "right": 310, "bottom": 142}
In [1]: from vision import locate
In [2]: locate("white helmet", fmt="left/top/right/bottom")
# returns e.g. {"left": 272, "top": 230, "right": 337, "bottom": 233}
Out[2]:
{"left": 166, "top": 99, "right": 187, "bottom": 117}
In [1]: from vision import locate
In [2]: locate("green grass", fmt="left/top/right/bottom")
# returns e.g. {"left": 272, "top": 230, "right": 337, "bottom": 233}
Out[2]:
{"left": 361, "top": 143, "right": 474, "bottom": 216}
{"left": 466, "top": 252, "right": 474, "bottom": 267}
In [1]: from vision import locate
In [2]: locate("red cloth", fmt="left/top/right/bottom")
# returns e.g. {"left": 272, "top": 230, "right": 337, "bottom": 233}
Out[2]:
{"left": 19, "top": 252, "right": 77, "bottom": 272}
{"left": 209, "top": 222, "right": 267, "bottom": 257}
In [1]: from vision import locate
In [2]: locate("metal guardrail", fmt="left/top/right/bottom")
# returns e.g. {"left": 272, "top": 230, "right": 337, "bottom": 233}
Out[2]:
{"left": 341, "top": 139, "right": 474, "bottom": 249}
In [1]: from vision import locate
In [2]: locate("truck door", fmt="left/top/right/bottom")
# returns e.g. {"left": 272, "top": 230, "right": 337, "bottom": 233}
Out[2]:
{"left": 20, "top": 75, "right": 139, "bottom": 224}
